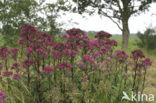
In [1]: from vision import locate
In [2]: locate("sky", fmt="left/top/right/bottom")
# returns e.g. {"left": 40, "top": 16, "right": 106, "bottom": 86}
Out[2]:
{"left": 57, "top": 3, "right": 156, "bottom": 34}
{"left": 1, "top": 0, "right": 156, "bottom": 35}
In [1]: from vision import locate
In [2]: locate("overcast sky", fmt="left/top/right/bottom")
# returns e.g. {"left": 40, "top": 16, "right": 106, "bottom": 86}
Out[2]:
{"left": 57, "top": 3, "right": 156, "bottom": 34}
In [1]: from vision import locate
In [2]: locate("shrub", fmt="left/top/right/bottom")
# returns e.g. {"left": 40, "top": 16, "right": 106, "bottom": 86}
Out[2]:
{"left": 137, "top": 28, "right": 156, "bottom": 50}
{"left": 0, "top": 24, "right": 152, "bottom": 103}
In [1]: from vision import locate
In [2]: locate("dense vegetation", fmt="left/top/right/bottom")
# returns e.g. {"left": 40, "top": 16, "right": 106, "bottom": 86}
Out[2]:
{"left": 0, "top": 24, "right": 152, "bottom": 103}
{"left": 137, "top": 28, "right": 156, "bottom": 50}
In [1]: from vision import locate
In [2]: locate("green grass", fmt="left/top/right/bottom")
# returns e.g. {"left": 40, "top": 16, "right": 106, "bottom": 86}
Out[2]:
{"left": 111, "top": 35, "right": 139, "bottom": 52}
{"left": 111, "top": 35, "right": 156, "bottom": 101}
{"left": 0, "top": 35, "right": 4, "bottom": 47}
{"left": 111, "top": 35, "right": 156, "bottom": 63}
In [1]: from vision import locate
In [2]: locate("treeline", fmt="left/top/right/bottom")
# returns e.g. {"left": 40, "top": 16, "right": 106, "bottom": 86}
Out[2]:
{"left": 0, "top": 0, "right": 70, "bottom": 47}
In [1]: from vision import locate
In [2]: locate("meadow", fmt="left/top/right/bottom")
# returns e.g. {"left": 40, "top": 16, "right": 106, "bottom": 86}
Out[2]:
{"left": 0, "top": 25, "right": 155, "bottom": 103}
{"left": 112, "top": 35, "right": 156, "bottom": 102}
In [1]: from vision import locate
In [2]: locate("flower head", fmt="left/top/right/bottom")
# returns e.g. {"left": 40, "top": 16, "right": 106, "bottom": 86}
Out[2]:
{"left": 66, "top": 28, "right": 85, "bottom": 36}
{"left": 0, "top": 92, "right": 7, "bottom": 103}
{"left": 83, "top": 54, "right": 95, "bottom": 64}
{"left": 131, "top": 49, "right": 145, "bottom": 60}
{"left": 0, "top": 92, "right": 6, "bottom": 97}
{"left": 11, "top": 62, "right": 20, "bottom": 70}
{"left": 22, "top": 60, "right": 33, "bottom": 69}
{"left": 0, "top": 47, "right": 10, "bottom": 59}
{"left": 43, "top": 66, "right": 54, "bottom": 75}
{"left": 27, "top": 46, "right": 33, "bottom": 55}
{"left": 57, "top": 62, "right": 72, "bottom": 69}
{"left": 141, "top": 58, "right": 152, "bottom": 66}
{"left": 114, "top": 50, "right": 128, "bottom": 62}
{"left": 11, "top": 48, "right": 18, "bottom": 58}
{"left": 95, "top": 31, "right": 112, "bottom": 39}
{"left": 3, "top": 70, "right": 13, "bottom": 77}
{"left": 13, "top": 74, "right": 21, "bottom": 80}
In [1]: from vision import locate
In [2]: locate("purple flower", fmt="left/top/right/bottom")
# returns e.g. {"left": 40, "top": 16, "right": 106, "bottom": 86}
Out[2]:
{"left": 0, "top": 47, "right": 10, "bottom": 59}
{"left": 0, "top": 92, "right": 6, "bottom": 97}
{"left": 13, "top": 74, "right": 21, "bottom": 80}
{"left": 61, "top": 34, "right": 69, "bottom": 38}
{"left": 131, "top": 49, "right": 145, "bottom": 60}
{"left": 78, "top": 60, "right": 86, "bottom": 69}
{"left": 19, "top": 39, "right": 25, "bottom": 45}
{"left": 3, "top": 70, "right": 13, "bottom": 77}
{"left": 27, "top": 46, "right": 33, "bottom": 55}
{"left": 57, "top": 62, "right": 72, "bottom": 69}
{"left": 106, "top": 40, "right": 118, "bottom": 46}
{"left": 11, "top": 62, "right": 20, "bottom": 70}
{"left": 95, "top": 31, "right": 112, "bottom": 39}
{"left": 63, "top": 49, "right": 77, "bottom": 57}
{"left": 66, "top": 28, "right": 85, "bottom": 36}
{"left": 100, "top": 62, "right": 107, "bottom": 68}
{"left": 114, "top": 50, "right": 128, "bottom": 62}
{"left": 83, "top": 54, "right": 95, "bottom": 64}
{"left": 0, "top": 92, "right": 7, "bottom": 103}
{"left": 90, "top": 40, "right": 98, "bottom": 47}
{"left": 53, "top": 52, "right": 62, "bottom": 59}
{"left": 0, "top": 97, "right": 2, "bottom": 103}
{"left": 38, "top": 33, "right": 54, "bottom": 46}
{"left": 0, "top": 62, "right": 2, "bottom": 71}
{"left": 22, "top": 60, "right": 33, "bottom": 69}
{"left": 36, "top": 47, "right": 47, "bottom": 57}
{"left": 20, "top": 24, "right": 38, "bottom": 40}
{"left": 11, "top": 48, "right": 18, "bottom": 58}
{"left": 141, "top": 58, "right": 152, "bottom": 66}
{"left": 43, "top": 66, "right": 54, "bottom": 75}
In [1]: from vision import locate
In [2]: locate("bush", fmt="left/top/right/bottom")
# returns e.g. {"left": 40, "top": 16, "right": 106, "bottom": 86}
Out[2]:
{"left": 137, "top": 28, "right": 156, "bottom": 50}
{"left": 0, "top": 24, "right": 152, "bottom": 103}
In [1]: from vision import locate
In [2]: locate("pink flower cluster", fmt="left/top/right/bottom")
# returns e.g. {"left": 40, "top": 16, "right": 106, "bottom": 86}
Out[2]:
{"left": 0, "top": 92, "right": 7, "bottom": 103}
{"left": 43, "top": 66, "right": 54, "bottom": 75}
{"left": 57, "top": 62, "right": 72, "bottom": 69}
{"left": 20, "top": 24, "right": 39, "bottom": 42}
{"left": 13, "top": 73, "right": 21, "bottom": 80}
{"left": 66, "top": 28, "right": 85, "bottom": 36}
{"left": 114, "top": 50, "right": 128, "bottom": 62}
{"left": 83, "top": 54, "right": 95, "bottom": 64}
{"left": 142, "top": 58, "right": 152, "bottom": 66}
{"left": 11, "top": 48, "right": 18, "bottom": 59}
{"left": 95, "top": 31, "right": 112, "bottom": 39}
{"left": 22, "top": 60, "right": 33, "bottom": 69}
{"left": 0, "top": 47, "right": 10, "bottom": 59}
{"left": 3, "top": 70, "right": 13, "bottom": 77}
{"left": 131, "top": 49, "right": 145, "bottom": 60}
{"left": 11, "top": 63, "right": 20, "bottom": 70}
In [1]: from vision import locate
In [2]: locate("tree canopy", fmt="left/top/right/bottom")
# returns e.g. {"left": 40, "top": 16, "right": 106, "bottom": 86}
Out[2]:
{"left": 71, "top": 0, "right": 154, "bottom": 49}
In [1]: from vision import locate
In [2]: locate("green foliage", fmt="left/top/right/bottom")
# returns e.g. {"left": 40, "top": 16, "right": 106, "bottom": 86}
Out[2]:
{"left": 0, "top": 0, "right": 67, "bottom": 47}
{"left": 71, "top": 0, "right": 154, "bottom": 49}
{"left": 137, "top": 28, "right": 156, "bottom": 50}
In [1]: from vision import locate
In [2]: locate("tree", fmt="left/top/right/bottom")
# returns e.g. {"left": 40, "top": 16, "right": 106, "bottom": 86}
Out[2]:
{"left": 0, "top": 0, "right": 65, "bottom": 47}
{"left": 44, "top": 0, "right": 70, "bottom": 35}
{"left": 71, "top": 0, "right": 154, "bottom": 49}
{"left": 0, "top": 0, "right": 46, "bottom": 47}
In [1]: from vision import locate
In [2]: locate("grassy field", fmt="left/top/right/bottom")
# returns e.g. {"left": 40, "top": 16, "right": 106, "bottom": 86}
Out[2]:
{"left": 112, "top": 35, "right": 156, "bottom": 101}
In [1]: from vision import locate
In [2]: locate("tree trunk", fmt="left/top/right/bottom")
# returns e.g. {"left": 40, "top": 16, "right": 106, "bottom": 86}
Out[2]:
{"left": 122, "top": 19, "right": 130, "bottom": 50}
